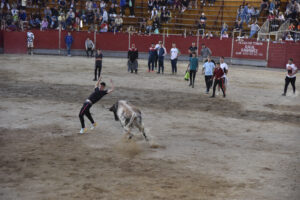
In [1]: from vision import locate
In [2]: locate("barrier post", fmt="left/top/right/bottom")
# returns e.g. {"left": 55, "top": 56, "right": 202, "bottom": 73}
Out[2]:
{"left": 196, "top": 29, "right": 199, "bottom": 56}
{"left": 58, "top": 25, "right": 61, "bottom": 55}
{"left": 266, "top": 34, "right": 270, "bottom": 67}
{"left": 163, "top": 28, "right": 165, "bottom": 45}
{"left": 231, "top": 31, "right": 236, "bottom": 64}
{"left": 128, "top": 31, "right": 131, "bottom": 48}
{"left": 94, "top": 29, "right": 96, "bottom": 49}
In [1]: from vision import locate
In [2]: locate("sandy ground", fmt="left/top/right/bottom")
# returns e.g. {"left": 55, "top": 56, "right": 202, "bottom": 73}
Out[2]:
{"left": 0, "top": 54, "right": 299, "bottom": 200}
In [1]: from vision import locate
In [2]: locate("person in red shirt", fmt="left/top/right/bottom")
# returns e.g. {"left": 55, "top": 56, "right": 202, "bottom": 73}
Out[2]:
{"left": 210, "top": 62, "right": 226, "bottom": 98}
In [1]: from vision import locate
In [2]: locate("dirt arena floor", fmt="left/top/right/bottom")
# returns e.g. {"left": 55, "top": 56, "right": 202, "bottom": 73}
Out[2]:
{"left": 0, "top": 54, "right": 299, "bottom": 200}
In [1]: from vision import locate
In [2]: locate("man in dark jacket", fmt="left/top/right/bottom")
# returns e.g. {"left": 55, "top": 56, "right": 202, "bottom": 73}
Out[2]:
{"left": 65, "top": 32, "right": 73, "bottom": 56}
{"left": 128, "top": 43, "right": 138, "bottom": 73}
{"left": 148, "top": 43, "right": 156, "bottom": 72}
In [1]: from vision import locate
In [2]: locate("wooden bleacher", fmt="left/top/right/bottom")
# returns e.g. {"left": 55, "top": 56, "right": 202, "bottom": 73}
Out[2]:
{"left": 22, "top": 0, "right": 289, "bottom": 35}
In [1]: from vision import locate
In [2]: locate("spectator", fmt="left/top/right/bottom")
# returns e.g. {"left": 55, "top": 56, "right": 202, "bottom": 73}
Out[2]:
{"left": 40, "top": 18, "right": 48, "bottom": 30}
{"left": 1, "top": 0, "right": 10, "bottom": 10}
{"left": 139, "top": 17, "right": 146, "bottom": 33}
{"left": 100, "top": 21, "right": 108, "bottom": 32}
{"left": 220, "top": 22, "right": 228, "bottom": 35}
{"left": 188, "top": 52, "right": 198, "bottom": 88}
{"left": 102, "top": 8, "right": 108, "bottom": 22}
{"left": 278, "top": 11, "right": 285, "bottom": 22}
{"left": 44, "top": 6, "right": 52, "bottom": 21}
{"left": 200, "top": 44, "right": 212, "bottom": 62}
{"left": 148, "top": 0, "right": 154, "bottom": 12}
{"left": 241, "top": 3, "right": 249, "bottom": 24}
{"left": 146, "top": 17, "right": 153, "bottom": 33}
{"left": 249, "top": 21, "right": 260, "bottom": 38}
{"left": 208, "top": 0, "right": 215, "bottom": 7}
{"left": 7, "top": 21, "right": 17, "bottom": 31}
{"left": 188, "top": 42, "right": 197, "bottom": 57}
{"left": 234, "top": 20, "right": 243, "bottom": 35}
{"left": 202, "top": 56, "right": 215, "bottom": 94}
{"left": 285, "top": 34, "right": 294, "bottom": 41}
{"left": 94, "top": 49, "right": 103, "bottom": 81}
{"left": 115, "top": 15, "right": 123, "bottom": 32}
{"left": 85, "top": 37, "right": 95, "bottom": 57}
{"left": 170, "top": 43, "right": 180, "bottom": 75}
{"left": 260, "top": 0, "right": 269, "bottom": 15}
{"left": 205, "top": 31, "right": 213, "bottom": 39}
{"left": 27, "top": 28, "right": 34, "bottom": 55}
{"left": 128, "top": 44, "right": 139, "bottom": 73}
{"left": 269, "top": 0, "right": 275, "bottom": 14}
{"left": 108, "top": 4, "right": 117, "bottom": 22}
{"left": 65, "top": 32, "right": 73, "bottom": 56}
{"left": 50, "top": 15, "right": 58, "bottom": 29}
{"left": 197, "top": 12, "right": 207, "bottom": 34}
{"left": 157, "top": 42, "right": 166, "bottom": 74}
{"left": 86, "top": 0, "right": 93, "bottom": 12}
{"left": 58, "top": 13, "right": 66, "bottom": 30}
{"left": 148, "top": 43, "right": 156, "bottom": 72}
{"left": 236, "top": 5, "right": 243, "bottom": 21}
{"left": 151, "top": 7, "right": 158, "bottom": 19}
{"left": 221, "top": 31, "right": 229, "bottom": 38}
{"left": 19, "top": 9, "right": 27, "bottom": 31}
{"left": 120, "top": 0, "right": 126, "bottom": 16}
{"left": 129, "top": 0, "right": 136, "bottom": 17}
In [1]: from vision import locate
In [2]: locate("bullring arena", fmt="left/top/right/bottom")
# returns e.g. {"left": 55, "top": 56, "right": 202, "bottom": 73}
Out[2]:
{"left": 0, "top": 54, "right": 299, "bottom": 200}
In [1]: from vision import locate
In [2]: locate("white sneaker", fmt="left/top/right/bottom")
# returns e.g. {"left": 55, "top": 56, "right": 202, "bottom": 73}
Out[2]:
{"left": 90, "top": 122, "right": 97, "bottom": 130}
{"left": 79, "top": 128, "right": 87, "bottom": 134}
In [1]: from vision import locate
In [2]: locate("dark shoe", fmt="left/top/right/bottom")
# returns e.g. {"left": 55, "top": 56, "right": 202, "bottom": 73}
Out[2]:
{"left": 210, "top": 96, "right": 215, "bottom": 98}
{"left": 189, "top": 84, "right": 192, "bottom": 87}
{"left": 282, "top": 93, "right": 286, "bottom": 96}
{"left": 157, "top": 72, "right": 160, "bottom": 74}
{"left": 223, "top": 94, "right": 226, "bottom": 98}
{"left": 93, "top": 78, "right": 97, "bottom": 81}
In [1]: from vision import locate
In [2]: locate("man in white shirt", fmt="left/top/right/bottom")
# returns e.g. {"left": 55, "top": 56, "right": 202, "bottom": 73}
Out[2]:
{"left": 282, "top": 58, "right": 298, "bottom": 96}
{"left": 219, "top": 56, "right": 229, "bottom": 93}
{"left": 170, "top": 43, "right": 180, "bottom": 75}
{"left": 27, "top": 29, "right": 34, "bottom": 55}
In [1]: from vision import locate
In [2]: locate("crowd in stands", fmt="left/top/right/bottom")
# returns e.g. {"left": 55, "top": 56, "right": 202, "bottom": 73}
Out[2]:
{"left": 0, "top": 0, "right": 299, "bottom": 41}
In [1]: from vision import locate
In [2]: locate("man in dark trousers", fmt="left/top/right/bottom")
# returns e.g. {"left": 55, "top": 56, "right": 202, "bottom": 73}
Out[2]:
{"left": 148, "top": 43, "right": 156, "bottom": 72}
{"left": 282, "top": 58, "right": 298, "bottom": 96}
{"left": 94, "top": 49, "right": 103, "bottom": 81}
{"left": 79, "top": 77, "right": 114, "bottom": 134}
{"left": 210, "top": 62, "right": 226, "bottom": 98}
{"left": 154, "top": 41, "right": 162, "bottom": 69}
{"left": 65, "top": 32, "right": 73, "bottom": 56}
{"left": 127, "top": 43, "right": 139, "bottom": 73}
{"left": 188, "top": 42, "right": 197, "bottom": 57}
{"left": 157, "top": 43, "right": 166, "bottom": 74}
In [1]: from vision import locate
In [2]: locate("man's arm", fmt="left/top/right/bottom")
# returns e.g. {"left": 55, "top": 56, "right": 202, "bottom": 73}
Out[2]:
{"left": 95, "top": 76, "right": 102, "bottom": 88}
{"left": 107, "top": 79, "right": 114, "bottom": 94}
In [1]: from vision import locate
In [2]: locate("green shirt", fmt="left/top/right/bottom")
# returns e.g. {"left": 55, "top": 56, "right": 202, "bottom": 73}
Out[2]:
{"left": 189, "top": 57, "right": 198, "bottom": 71}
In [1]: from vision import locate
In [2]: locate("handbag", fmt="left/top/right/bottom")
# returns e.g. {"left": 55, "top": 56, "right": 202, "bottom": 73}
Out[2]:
{"left": 184, "top": 70, "right": 190, "bottom": 81}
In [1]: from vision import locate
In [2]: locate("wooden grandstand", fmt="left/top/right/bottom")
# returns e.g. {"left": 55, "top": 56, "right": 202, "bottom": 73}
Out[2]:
{"left": 21, "top": 0, "right": 289, "bottom": 36}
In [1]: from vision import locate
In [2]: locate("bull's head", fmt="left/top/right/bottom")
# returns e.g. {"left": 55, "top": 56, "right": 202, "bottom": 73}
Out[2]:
{"left": 109, "top": 102, "right": 119, "bottom": 121}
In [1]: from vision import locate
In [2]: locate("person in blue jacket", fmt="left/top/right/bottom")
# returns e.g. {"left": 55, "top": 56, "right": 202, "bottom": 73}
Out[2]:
{"left": 65, "top": 32, "right": 73, "bottom": 56}
{"left": 148, "top": 43, "right": 156, "bottom": 72}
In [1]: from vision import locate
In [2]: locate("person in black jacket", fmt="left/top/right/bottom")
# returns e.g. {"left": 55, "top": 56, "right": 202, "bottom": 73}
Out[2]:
{"left": 127, "top": 43, "right": 139, "bottom": 73}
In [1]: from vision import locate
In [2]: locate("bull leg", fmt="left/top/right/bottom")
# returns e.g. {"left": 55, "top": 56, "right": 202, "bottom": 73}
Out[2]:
{"left": 139, "top": 125, "right": 148, "bottom": 141}
{"left": 124, "top": 115, "right": 136, "bottom": 140}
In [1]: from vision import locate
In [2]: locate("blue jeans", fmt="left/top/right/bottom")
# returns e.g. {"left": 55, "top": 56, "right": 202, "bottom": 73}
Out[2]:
{"left": 221, "top": 27, "right": 228, "bottom": 35}
{"left": 249, "top": 30, "right": 257, "bottom": 38}
{"left": 66, "top": 44, "right": 71, "bottom": 55}
{"left": 158, "top": 57, "right": 164, "bottom": 73}
{"left": 171, "top": 59, "right": 177, "bottom": 74}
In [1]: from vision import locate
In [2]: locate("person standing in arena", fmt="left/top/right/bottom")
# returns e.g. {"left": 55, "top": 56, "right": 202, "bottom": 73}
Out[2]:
{"left": 27, "top": 28, "right": 34, "bottom": 55}
{"left": 85, "top": 37, "right": 95, "bottom": 57}
{"left": 211, "top": 62, "right": 226, "bottom": 98}
{"left": 219, "top": 56, "right": 229, "bottom": 93}
{"left": 154, "top": 41, "right": 161, "bottom": 69}
{"left": 200, "top": 44, "right": 212, "bottom": 62}
{"left": 202, "top": 56, "right": 215, "bottom": 94}
{"left": 79, "top": 77, "right": 114, "bottom": 134}
{"left": 127, "top": 43, "right": 139, "bottom": 73}
{"left": 65, "top": 32, "right": 73, "bottom": 56}
{"left": 282, "top": 58, "right": 298, "bottom": 96}
{"left": 94, "top": 49, "right": 103, "bottom": 81}
{"left": 188, "top": 42, "right": 197, "bottom": 57}
{"left": 148, "top": 43, "right": 156, "bottom": 72}
{"left": 157, "top": 42, "right": 167, "bottom": 74}
{"left": 188, "top": 52, "right": 198, "bottom": 88}
{"left": 170, "top": 43, "right": 180, "bottom": 75}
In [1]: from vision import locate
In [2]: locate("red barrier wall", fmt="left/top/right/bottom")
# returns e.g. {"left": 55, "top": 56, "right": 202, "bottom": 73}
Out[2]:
{"left": 0, "top": 30, "right": 3, "bottom": 48}
{"left": 2, "top": 30, "right": 300, "bottom": 68}
{"left": 268, "top": 42, "right": 300, "bottom": 68}
{"left": 3, "top": 31, "right": 27, "bottom": 53}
